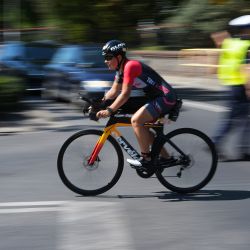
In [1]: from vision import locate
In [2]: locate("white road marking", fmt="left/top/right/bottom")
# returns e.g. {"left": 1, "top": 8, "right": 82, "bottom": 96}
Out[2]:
{"left": 183, "top": 99, "right": 228, "bottom": 112}
{"left": 0, "top": 207, "right": 62, "bottom": 214}
{"left": 0, "top": 201, "right": 66, "bottom": 214}
{"left": 0, "top": 201, "right": 66, "bottom": 207}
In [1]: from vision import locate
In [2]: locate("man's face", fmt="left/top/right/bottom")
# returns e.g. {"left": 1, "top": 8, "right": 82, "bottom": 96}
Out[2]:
{"left": 104, "top": 55, "right": 122, "bottom": 70}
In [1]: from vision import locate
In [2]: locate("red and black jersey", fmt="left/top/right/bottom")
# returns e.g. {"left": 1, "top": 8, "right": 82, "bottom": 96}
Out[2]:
{"left": 115, "top": 59, "right": 175, "bottom": 99}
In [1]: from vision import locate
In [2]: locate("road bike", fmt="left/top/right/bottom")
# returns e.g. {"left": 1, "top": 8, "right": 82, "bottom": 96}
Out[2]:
{"left": 57, "top": 97, "right": 218, "bottom": 196}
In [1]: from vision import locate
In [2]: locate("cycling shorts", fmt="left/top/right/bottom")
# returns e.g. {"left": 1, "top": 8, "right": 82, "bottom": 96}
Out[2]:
{"left": 145, "top": 94, "right": 176, "bottom": 119}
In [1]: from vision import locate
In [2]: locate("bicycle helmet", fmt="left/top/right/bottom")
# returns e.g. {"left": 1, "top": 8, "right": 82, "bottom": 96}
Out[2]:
{"left": 102, "top": 40, "right": 127, "bottom": 57}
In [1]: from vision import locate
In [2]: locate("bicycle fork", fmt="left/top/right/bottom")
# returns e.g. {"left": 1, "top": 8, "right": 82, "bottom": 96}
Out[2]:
{"left": 87, "top": 128, "right": 112, "bottom": 165}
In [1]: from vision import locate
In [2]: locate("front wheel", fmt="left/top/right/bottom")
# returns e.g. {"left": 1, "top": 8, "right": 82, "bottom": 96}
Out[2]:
{"left": 155, "top": 128, "right": 218, "bottom": 193}
{"left": 57, "top": 129, "right": 124, "bottom": 196}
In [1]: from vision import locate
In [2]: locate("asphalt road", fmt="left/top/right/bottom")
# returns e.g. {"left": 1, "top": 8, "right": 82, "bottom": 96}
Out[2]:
{"left": 0, "top": 87, "right": 250, "bottom": 250}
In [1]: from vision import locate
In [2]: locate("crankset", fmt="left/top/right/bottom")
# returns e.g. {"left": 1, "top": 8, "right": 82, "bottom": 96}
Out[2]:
{"left": 136, "top": 168, "right": 155, "bottom": 178}
{"left": 130, "top": 163, "right": 155, "bottom": 178}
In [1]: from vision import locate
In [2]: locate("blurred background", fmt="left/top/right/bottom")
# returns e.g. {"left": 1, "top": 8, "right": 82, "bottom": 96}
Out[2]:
{"left": 0, "top": 0, "right": 249, "bottom": 116}
{"left": 1, "top": 3, "right": 250, "bottom": 250}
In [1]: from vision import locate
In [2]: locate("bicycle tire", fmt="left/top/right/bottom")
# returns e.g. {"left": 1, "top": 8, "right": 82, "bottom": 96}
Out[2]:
{"left": 57, "top": 129, "right": 124, "bottom": 196}
{"left": 155, "top": 128, "right": 218, "bottom": 194}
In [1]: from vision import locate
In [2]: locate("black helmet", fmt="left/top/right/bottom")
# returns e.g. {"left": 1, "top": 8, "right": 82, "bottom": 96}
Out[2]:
{"left": 102, "top": 40, "right": 127, "bottom": 57}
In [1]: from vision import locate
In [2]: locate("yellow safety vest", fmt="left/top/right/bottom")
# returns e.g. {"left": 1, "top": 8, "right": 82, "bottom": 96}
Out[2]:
{"left": 218, "top": 38, "right": 250, "bottom": 85}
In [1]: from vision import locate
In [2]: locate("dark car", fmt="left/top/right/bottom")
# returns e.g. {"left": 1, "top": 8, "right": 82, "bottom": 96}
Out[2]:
{"left": 42, "top": 44, "right": 115, "bottom": 103}
{"left": 0, "top": 41, "right": 58, "bottom": 93}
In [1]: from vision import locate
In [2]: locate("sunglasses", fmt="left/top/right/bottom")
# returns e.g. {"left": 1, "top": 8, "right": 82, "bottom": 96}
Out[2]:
{"left": 104, "top": 55, "right": 114, "bottom": 61}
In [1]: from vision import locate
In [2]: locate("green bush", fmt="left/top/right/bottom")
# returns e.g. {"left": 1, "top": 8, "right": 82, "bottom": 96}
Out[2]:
{"left": 0, "top": 76, "right": 25, "bottom": 112}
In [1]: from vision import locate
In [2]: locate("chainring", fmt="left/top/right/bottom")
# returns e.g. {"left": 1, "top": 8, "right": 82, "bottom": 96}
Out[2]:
{"left": 136, "top": 169, "right": 155, "bottom": 178}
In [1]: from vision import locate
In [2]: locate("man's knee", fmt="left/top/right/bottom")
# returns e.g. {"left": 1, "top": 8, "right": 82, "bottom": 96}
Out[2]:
{"left": 131, "top": 116, "right": 138, "bottom": 126}
{"left": 131, "top": 115, "right": 142, "bottom": 127}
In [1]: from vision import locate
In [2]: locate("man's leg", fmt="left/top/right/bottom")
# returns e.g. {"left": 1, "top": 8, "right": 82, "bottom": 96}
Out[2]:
{"left": 238, "top": 101, "right": 250, "bottom": 160}
{"left": 213, "top": 88, "right": 235, "bottom": 147}
{"left": 131, "top": 106, "right": 155, "bottom": 158}
{"left": 213, "top": 86, "right": 242, "bottom": 158}
{"left": 130, "top": 106, "right": 171, "bottom": 160}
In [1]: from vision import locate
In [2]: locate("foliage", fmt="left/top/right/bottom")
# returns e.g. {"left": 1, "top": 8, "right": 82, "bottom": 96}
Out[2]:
{"left": 0, "top": 0, "right": 249, "bottom": 48}
{"left": 49, "top": 0, "right": 169, "bottom": 44}
{"left": 163, "top": 0, "right": 250, "bottom": 48}
{"left": 0, "top": 76, "right": 25, "bottom": 112}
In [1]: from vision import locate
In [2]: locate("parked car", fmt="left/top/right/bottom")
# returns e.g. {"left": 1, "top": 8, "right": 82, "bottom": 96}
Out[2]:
{"left": 0, "top": 41, "right": 58, "bottom": 94}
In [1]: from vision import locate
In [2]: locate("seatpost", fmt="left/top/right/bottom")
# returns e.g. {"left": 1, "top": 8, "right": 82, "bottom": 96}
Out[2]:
{"left": 150, "top": 125, "right": 165, "bottom": 162}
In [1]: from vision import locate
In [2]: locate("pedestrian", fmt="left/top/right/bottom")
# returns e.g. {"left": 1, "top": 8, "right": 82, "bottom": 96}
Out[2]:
{"left": 213, "top": 15, "right": 250, "bottom": 161}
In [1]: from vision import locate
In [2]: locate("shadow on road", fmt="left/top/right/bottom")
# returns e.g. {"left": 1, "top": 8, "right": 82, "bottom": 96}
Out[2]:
{"left": 87, "top": 189, "right": 250, "bottom": 202}
{"left": 156, "top": 189, "right": 250, "bottom": 202}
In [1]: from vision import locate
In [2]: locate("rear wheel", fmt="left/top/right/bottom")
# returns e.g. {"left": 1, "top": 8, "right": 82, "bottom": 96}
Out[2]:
{"left": 57, "top": 129, "right": 124, "bottom": 196}
{"left": 155, "top": 128, "right": 218, "bottom": 193}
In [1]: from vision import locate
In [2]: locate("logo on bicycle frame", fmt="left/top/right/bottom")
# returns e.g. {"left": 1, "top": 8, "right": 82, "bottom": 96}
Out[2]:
{"left": 117, "top": 137, "right": 140, "bottom": 159}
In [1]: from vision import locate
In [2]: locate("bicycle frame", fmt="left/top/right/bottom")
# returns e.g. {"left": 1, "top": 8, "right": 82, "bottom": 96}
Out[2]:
{"left": 88, "top": 114, "right": 164, "bottom": 165}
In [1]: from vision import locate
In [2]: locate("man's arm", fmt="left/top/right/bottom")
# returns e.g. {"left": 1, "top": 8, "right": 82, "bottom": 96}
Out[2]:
{"left": 103, "top": 81, "right": 121, "bottom": 100}
{"left": 108, "top": 82, "right": 133, "bottom": 112}
{"left": 96, "top": 82, "right": 132, "bottom": 118}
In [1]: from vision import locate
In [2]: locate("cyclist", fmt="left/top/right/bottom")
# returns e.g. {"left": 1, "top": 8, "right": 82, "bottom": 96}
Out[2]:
{"left": 96, "top": 40, "right": 178, "bottom": 167}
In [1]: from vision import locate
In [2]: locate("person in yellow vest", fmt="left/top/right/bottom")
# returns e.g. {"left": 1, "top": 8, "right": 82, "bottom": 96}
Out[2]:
{"left": 213, "top": 15, "right": 250, "bottom": 161}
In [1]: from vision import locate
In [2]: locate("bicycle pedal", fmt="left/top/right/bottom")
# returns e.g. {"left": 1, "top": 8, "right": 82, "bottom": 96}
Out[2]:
{"left": 129, "top": 164, "right": 148, "bottom": 171}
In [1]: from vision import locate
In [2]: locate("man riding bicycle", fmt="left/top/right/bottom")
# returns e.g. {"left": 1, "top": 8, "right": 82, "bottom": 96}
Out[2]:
{"left": 96, "top": 40, "right": 178, "bottom": 167}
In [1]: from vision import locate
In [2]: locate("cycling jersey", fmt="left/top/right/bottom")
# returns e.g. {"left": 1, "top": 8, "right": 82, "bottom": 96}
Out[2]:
{"left": 116, "top": 60, "right": 176, "bottom": 99}
{"left": 116, "top": 59, "right": 177, "bottom": 118}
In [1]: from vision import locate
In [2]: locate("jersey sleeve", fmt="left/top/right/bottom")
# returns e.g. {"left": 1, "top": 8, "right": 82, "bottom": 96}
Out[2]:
{"left": 123, "top": 60, "right": 142, "bottom": 85}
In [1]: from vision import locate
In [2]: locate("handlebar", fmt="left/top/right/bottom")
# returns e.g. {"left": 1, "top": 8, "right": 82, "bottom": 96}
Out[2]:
{"left": 79, "top": 94, "right": 108, "bottom": 121}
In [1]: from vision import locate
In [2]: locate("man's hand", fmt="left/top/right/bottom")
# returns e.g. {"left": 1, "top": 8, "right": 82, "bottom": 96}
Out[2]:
{"left": 96, "top": 109, "right": 111, "bottom": 119}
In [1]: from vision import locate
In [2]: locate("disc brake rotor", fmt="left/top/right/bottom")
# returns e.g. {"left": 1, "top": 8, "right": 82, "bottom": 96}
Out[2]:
{"left": 82, "top": 156, "right": 99, "bottom": 170}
